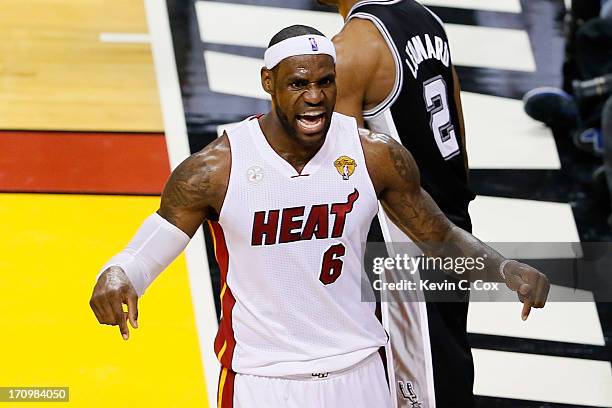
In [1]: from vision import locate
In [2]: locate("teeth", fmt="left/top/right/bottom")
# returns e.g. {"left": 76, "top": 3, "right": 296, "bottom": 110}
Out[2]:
{"left": 301, "top": 112, "right": 324, "bottom": 117}
{"left": 297, "top": 116, "right": 324, "bottom": 130}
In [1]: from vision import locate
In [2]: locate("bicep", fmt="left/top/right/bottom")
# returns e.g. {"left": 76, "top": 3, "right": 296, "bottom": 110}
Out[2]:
{"left": 157, "top": 157, "right": 212, "bottom": 237}
{"left": 377, "top": 138, "right": 452, "bottom": 245}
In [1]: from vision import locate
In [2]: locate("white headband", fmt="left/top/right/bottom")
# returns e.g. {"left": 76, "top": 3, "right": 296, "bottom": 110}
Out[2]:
{"left": 264, "top": 34, "right": 336, "bottom": 69}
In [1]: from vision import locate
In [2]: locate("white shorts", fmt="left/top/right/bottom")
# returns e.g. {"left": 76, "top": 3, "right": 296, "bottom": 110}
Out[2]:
{"left": 217, "top": 352, "right": 393, "bottom": 408}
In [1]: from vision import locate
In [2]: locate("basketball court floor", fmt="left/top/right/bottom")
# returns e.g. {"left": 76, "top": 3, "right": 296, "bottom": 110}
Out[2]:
{"left": 0, "top": 0, "right": 610, "bottom": 407}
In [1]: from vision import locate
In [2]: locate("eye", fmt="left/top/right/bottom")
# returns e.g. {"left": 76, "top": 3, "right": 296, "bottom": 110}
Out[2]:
{"left": 290, "top": 79, "right": 308, "bottom": 89}
{"left": 319, "top": 76, "right": 335, "bottom": 86}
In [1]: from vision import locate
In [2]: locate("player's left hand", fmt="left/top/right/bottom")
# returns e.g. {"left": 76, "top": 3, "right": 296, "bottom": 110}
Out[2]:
{"left": 502, "top": 261, "right": 550, "bottom": 321}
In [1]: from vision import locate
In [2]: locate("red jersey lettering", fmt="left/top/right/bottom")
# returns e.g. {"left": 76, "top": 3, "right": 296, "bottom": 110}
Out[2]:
{"left": 279, "top": 207, "right": 305, "bottom": 243}
{"left": 251, "top": 210, "right": 280, "bottom": 245}
{"left": 330, "top": 189, "right": 359, "bottom": 238}
{"left": 251, "top": 189, "right": 359, "bottom": 246}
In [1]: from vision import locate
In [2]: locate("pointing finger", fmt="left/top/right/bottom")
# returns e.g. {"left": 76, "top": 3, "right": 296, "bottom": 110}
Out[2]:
{"left": 126, "top": 293, "right": 139, "bottom": 329}
{"left": 109, "top": 293, "right": 130, "bottom": 340}
{"left": 521, "top": 300, "right": 532, "bottom": 321}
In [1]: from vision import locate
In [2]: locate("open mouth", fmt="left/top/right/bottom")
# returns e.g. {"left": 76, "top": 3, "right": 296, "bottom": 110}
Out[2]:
{"left": 296, "top": 112, "right": 326, "bottom": 135}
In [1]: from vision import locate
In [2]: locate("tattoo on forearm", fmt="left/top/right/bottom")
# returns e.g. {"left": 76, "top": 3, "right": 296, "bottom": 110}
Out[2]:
{"left": 369, "top": 132, "right": 505, "bottom": 281}
{"left": 381, "top": 137, "right": 451, "bottom": 243}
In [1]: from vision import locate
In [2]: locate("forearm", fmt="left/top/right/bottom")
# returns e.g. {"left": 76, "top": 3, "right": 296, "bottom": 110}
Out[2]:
{"left": 434, "top": 223, "right": 506, "bottom": 282}
{"left": 372, "top": 132, "right": 508, "bottom": 283}
{"left": 97, "top": 213, "right": 191, "bottom": 296}
{"left": 382, "top": 192, "right": 508, "bottom": 282}
{"left": 370, "top": 132, "right": 549, "bottom": 314}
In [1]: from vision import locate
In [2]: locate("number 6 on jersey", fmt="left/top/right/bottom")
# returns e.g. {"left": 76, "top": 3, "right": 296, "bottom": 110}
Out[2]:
{"left": 319, "top": 243, "right": 346, "bottom": 285}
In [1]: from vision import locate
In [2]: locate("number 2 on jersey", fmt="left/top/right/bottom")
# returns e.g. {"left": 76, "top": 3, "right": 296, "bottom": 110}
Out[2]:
{"left": 423, "top": 75, "right": 460, "bottom": 159}
{"left": 319, "top": 243, "right": 346, "bottom": 285}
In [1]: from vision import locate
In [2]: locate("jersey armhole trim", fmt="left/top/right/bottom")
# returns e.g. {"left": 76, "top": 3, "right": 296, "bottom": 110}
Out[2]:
{"left": 217, "top": 128, "right": 237, "bottom": 223}
{"left": 348, "top": 12, "right": 403, "bottom": 120}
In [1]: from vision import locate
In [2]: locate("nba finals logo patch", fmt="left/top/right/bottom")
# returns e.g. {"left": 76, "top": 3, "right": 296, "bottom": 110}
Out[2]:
{"left": 334, "top": 156, "right": 356, "bottom": 180}
{"left": 308, "top": 36, "right": 318, "bottom": 51}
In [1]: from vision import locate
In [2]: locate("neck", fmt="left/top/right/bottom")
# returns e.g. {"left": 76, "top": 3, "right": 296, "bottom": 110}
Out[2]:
{"left": 339, "top": 0, "right": 360, "bottom": 19}
{"left": 258, "top": 112, "right": 325, "bottom": 173}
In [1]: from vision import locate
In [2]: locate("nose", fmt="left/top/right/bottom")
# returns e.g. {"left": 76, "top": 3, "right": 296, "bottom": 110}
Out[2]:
{"left": 303, "top": 84, "right": 323, "bottom": 105}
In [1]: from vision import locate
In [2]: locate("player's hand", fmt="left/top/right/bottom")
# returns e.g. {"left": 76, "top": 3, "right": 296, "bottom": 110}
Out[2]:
{"left": 502, "top": 261, "right": 550, "bottom": 321}
{"left": 89, "top": 266, "right": 139, "bottom": 340}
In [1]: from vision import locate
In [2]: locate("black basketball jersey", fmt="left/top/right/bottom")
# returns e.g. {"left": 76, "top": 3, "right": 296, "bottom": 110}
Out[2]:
{"left": 348, "top": 2, "right": 476, "bottom": 407}
{"left": 347, "top": 0, "right": 475, "bottom": 230}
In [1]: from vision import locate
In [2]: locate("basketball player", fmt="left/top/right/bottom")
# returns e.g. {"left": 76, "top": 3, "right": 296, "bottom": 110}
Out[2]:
{"left": 318, "top": 0, "right": 476, "bottom": 405}
{"left": 89, "top": 26, "right": 549, "bottom": 408}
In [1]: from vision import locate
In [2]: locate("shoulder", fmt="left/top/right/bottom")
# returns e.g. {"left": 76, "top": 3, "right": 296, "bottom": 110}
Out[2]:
{"left": 359, "top": 128, "right": 399, "bottom": 164}
{"left": 174, "top": 132, "right": 230, "bottom": 183}
{"left": 422, "top": 5, "right": 446, "bottom": 31}
{"left": 333, "top": 18, "right": 386, "bottom": 69}
{"left": 200, "top": 131, "right": 232, "bottom": 166}
{"left": 163, "top": 133, "right": 231, "bottom": 208}
{"left": 334, "top": 17, "right": 381, "bottom": 46}
{"left": 359, "top": 128, "right": 420, "bottom": 193}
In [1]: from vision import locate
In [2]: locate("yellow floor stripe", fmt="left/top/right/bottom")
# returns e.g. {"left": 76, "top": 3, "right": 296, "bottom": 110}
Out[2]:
{"left": 0, "top": 194, "right": 209, "bottom": 407}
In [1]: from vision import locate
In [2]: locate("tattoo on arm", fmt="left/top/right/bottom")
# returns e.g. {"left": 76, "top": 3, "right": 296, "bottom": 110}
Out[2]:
{"left": 378, "top": 135, "right": 506, "bottom": 280}
{"left": 158, "top": 155, "right": 213, "bottom": 230}
{"left": 380, "top": 136, "right": 452, "bottom": 244}
{"left": 387, "top": 138, "right": 418, "bottom": 182}
{"left": 163, "top": 161, "right": 211, "bottom": 208}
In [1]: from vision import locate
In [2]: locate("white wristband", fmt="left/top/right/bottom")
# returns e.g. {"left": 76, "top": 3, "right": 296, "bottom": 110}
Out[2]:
{"left": 498, "top": 259, "right": 517, "bottom": 280}
{"left": 97, "top": 213, "right": 190, "bottom": 296}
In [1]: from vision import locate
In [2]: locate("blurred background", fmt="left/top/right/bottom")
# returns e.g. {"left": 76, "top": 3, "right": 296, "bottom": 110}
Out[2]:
{"left": 0, "top": 0, "right": 610, "bottom": 407}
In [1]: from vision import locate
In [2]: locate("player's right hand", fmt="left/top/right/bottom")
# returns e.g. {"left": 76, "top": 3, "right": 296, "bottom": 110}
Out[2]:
{"left": 89, "top": 266, "right": 139, "bottom": 340}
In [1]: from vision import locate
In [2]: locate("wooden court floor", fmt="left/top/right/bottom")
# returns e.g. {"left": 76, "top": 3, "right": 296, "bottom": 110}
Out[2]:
{"left": 0, "top": 0, "right": 163, "bottom": 132}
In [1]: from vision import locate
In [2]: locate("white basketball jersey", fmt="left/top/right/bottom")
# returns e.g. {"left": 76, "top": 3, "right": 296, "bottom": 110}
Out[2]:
{"left": 209, "top": 112, "right": 388, "bottom": 377}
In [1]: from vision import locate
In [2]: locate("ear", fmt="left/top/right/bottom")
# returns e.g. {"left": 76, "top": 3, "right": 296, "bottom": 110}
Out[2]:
{"left": 261, "top": 67, "right": 274, "bottom": 95}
